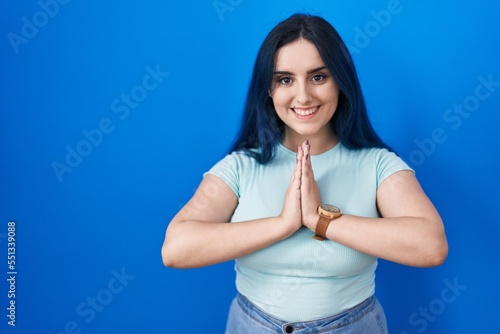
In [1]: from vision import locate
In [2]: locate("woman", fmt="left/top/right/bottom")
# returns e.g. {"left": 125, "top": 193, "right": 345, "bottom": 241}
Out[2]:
{"left": 162, "top": 13, "right": 448, "bottom": 333}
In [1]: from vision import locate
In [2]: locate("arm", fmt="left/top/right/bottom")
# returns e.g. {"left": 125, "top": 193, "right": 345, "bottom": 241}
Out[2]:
{"left": 327, "top": 171, "right": 447, "bottom": 267}
{"left": 162, "top": 151, "right": 304, "bottom": 269}
{"left": 300, "top": 144, "right": 448, "bottom": 267}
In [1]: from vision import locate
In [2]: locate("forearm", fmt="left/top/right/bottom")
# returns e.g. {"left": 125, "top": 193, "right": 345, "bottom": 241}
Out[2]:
{"left": 325, "top": 214, "right": 448, "bottom": 267}
{"left": 162, "top": 217, "right": 292, "bottom": 268}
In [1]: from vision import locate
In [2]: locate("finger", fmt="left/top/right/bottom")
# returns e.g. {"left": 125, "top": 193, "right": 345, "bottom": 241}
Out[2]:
{"left": 297, "top": 146, "right": 303, "bottom": 179}
{"left": 296, "top": 145, "right": 304, "bottom": 177}
{"left": 290, "top": 145, "right": 303, "bottom": 188}
{"left": 302, "top": 140, "right": 310, "bottom": 164}
{"left": 302, "top": 140, "right": 309, "bottom": 158}
{"left": 301, "top": 141, "right": 314, "bottom": 178}
{"left": 296, "top": 144, "right": 303, "bottom": 165}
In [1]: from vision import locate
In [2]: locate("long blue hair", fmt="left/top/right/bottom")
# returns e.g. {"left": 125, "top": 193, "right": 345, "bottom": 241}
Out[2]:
{"left": 230, "top": 13, "right": 388, "bottom": 163}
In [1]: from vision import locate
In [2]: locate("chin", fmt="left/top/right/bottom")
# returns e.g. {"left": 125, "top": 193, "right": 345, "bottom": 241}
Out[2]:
{"left": 293, "top": 127, "right": 322, "bottom": 136}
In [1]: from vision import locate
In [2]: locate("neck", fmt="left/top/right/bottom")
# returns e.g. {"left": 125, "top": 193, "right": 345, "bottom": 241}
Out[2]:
{"left": 281, "top": 129, "right": 338, "bottom": 155}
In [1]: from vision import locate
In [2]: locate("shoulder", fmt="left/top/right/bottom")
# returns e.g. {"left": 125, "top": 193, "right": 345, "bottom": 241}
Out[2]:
{"left": 338, "top": 145, "right": 413, "bottom": 186}
{"left": 339, "top": 145, "right": 405, "bottom": 164}
{"left": 204, "top": 149, "right": 262, "bottom": 197}
{"left": 206, "top": 150, "right": 253, "bottom": 176}
{"left": 219, "top": 149, "right": 261, "bottom": 169}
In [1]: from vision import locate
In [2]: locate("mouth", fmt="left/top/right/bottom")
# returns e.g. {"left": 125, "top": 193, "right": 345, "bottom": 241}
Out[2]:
{"left": 291, "top": 106, "right": 320, "bottom": 117}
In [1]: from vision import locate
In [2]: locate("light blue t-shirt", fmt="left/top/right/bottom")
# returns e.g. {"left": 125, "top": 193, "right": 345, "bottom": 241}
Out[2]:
{"left": 206, "top": 142, "right": 413, "bottom": 321}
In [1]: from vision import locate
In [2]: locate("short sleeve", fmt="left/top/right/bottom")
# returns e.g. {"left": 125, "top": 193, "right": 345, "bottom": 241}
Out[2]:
{"left": 376, "top": 149, "right": 414, "bottom": 188}
{"left": 203, "top": 152, "right": 243, "bottom": 198}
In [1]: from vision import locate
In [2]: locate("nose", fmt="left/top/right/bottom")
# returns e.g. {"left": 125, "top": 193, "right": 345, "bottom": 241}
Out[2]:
{"left": 295, "top": 81, "right": 312, "bottom": 105}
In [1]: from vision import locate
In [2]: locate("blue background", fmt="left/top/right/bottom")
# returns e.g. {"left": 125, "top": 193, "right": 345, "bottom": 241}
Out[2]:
{"left": 1, "top": 0, "right": 499, "bottom": 333}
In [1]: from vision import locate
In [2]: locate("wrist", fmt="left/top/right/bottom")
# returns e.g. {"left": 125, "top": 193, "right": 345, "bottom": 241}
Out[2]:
{"left": 313, "top": 204, "right": 342, "bottom": 241}
{"left": 303, "top": 211, "right": 319, "bottom": 231}
{"left": 275, "top": 215, "right": 300, "bottom": 238}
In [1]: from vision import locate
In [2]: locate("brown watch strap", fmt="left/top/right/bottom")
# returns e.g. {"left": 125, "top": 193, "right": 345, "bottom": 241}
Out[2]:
{"left": 313, "top": 214, "right": 331, "bottom": 241}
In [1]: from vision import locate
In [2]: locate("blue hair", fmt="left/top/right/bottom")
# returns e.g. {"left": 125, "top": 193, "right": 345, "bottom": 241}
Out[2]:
{"left": 230, "top": 13, "right": 389, "bottom": 163}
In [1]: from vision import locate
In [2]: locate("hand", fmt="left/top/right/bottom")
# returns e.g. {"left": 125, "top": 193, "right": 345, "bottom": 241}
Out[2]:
{"left": 299, "top": 141, "right": 321, "bottom": 231}
{"left": 277, "top": 144, "right": 304, "bottom": 236}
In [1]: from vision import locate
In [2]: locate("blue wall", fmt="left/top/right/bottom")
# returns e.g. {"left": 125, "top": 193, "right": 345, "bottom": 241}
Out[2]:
{"left": 1, "top": 1, "right": 499, "bottom": 333}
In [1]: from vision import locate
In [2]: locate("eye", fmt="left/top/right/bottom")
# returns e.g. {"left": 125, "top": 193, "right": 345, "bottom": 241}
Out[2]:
{"left": 278, "top": 76, "right": 292, "bottom": 85}
{"left": 311, "top": 74, "right": 327, "bottom": 82}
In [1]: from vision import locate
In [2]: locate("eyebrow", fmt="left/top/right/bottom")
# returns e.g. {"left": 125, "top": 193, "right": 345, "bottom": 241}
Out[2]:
{"left": 272, "top": 66, "right": 327, "bottom": 76}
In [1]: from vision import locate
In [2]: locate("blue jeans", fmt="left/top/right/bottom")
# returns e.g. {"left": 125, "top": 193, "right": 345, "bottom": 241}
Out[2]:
{"left": 225, "top": 293, "right": 388, "bottom": 334}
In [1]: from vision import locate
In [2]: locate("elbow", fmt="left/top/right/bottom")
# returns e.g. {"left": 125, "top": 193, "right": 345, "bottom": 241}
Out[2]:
{"left": 416, "top": 217, "right": 448, "bottom": 267}
{"left": 161, "top": 245, "right": 174, "bottom": 268}
{"left": 421, "top": 236, "right": 449, "bottom": 267}
{"left": 432, "top": 241, "right": 449, "bottom": 266}
{"left": 161, "top": 223, "right": 191, "bottom": 269}
{"left": 161, "top": 242, "right": 183, "bottom": 269}
{"left": 161, "top": 240, "right": 197, "bottom": 269}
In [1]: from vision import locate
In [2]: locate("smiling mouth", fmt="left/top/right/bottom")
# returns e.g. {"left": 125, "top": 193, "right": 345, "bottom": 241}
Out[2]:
{"left": 292, "top": 106, "right": 320, "bottom": 116}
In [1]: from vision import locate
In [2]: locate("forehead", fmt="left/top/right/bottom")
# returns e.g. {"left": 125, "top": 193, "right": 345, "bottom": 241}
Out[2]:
{"left": 274, "top": 38, "right": 324, "bottom": 70}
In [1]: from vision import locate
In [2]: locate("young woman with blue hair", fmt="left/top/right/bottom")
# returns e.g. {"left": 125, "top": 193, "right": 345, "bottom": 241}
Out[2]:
{"left": 162, "top": 13, "right": 448, "bottom": 333}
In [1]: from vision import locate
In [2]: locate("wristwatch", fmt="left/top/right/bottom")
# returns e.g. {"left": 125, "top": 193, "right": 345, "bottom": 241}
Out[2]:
{"left": 313, "top": 204, "right": 342, "bottom": 241}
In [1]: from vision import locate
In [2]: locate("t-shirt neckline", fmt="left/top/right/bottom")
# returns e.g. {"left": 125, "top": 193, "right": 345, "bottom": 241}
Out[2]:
{"left": 277, "top": 141, "right": 342, "bottom": 160}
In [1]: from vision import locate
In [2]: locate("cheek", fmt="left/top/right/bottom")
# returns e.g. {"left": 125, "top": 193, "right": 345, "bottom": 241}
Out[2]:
{"left": 318, "top": 85, "right": 339, "bottom": 104}
{"left": 271, "top": 90, "right": 292, "bottom": 109}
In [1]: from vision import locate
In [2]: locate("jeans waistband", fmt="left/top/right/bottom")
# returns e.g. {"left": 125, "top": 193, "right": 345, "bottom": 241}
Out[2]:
{"left": 236, "top": 292, "right": 376, "bottom": 333}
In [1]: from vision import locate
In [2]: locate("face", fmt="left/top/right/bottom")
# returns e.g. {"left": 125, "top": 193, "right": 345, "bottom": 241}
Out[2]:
{"left": 270, "top": 38, "right": 339, "bottom": 147}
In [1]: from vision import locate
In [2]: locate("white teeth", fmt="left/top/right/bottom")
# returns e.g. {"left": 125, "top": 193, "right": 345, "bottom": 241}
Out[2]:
{"left": 293, "top": 107, "right": 318, "bottom": 116}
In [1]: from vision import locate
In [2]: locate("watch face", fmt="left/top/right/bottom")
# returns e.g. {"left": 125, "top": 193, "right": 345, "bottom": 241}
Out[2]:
{"left": 320, "top": 204, "right": 340, "bottom": 213}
